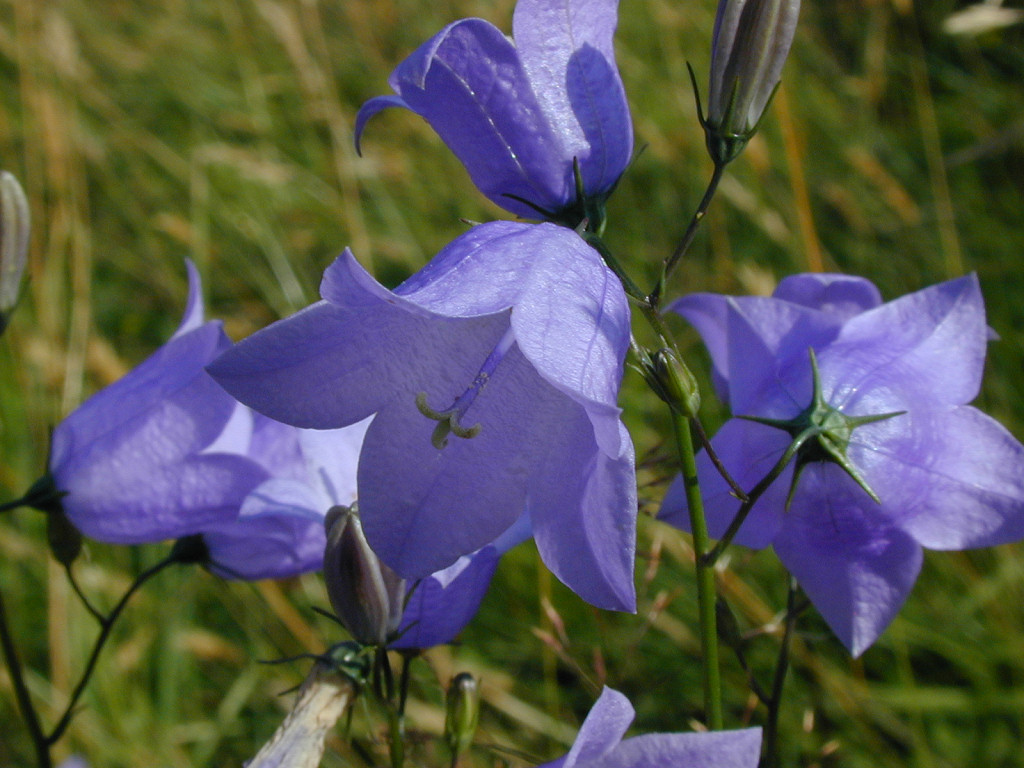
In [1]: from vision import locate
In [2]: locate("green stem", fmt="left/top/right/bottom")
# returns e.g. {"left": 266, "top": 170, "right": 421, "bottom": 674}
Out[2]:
{"left": 64, "top": 563, "right": 104, "bottom": 624}
{"left": 46, "top": 553, "right": 178, "bottom": 745}
{"left": 702, "top": 427, "right": 817, "bottom": 567}
{"left": 651, "top": 162, "right": 726, "bottom": 309}
{"left": 762, "top": 577, "right": 800, "bottom": 768}
{"left": 0, "top": 496, "right": 28, "bottom": 513}
{"left": 669, "top": 407, "right": 722, "bottom": 730}
{"left": 0, "top": 586, "right": 51, "bottom": 767}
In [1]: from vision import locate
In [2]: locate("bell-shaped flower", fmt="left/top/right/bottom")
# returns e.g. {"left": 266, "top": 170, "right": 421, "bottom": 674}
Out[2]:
{"left": 660, "top": 273, "right": 1024, "bottom": 655}
{"left": 47, "top": 262, "right": 267, "bottom": 545}
{"left": 355, "top": 0, "right": 633, "bottom": 229}
{"left": 197, "top": 411, "right": 370, "bottom": 581}
{"left": 538, "top": 687, "right": 762, "bottom": 768}
{"left": 210, "top": 220, "right": 637, "bottom": 612}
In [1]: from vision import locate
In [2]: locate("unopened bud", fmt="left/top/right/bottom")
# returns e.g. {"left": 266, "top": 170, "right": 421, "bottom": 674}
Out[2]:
{"left": 651, "top": 348, "right": 701, "bottom": 418}
{"left": 444, "top": 672, "right": 480, "bottom": 760}
{"left": 47, "top": 508, "right": 82, "bottom": 566}
{"left": 705, "top": 0, "right": 800, "bottom": 165}
{"left": 0, "top": 171, "right": 30, "bottom": 330}
{"left": 323, "top": 504, "right": 405, "bottom": 646}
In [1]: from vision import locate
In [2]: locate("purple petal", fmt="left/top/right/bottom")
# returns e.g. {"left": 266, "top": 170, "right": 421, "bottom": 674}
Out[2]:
{"left": 245, "top": 413, "right": 307, "bottom": 480}
{"left": 532, "top": 420, "right": 637, "bottom": 612}
{"left": 660, "top": 419, "right": 792, "bottom": 550}
{"left": 173, "top": 259, "right": 206, "bottom": 337}
{"left": 851, "top": 406, "right": 1024, "bottom": 549}
{"left": 772, "top": 273, "right": 882, "bottom": 319}
{"left": 557, "top": 687, "right": 634, "bottom": 768}
{"left": 773, "top": 463, "right": 924, "bottom": 656}
{"left": 61, "top": 452, "right": 266, "bottom": 545}
{"left": 354, "top": 94, "right": 409, "bottom": 154}
{"left": 358, "top": 343, "right": 559, "bottom": 578}
{"left": 203, "top": 504, "right": 326, "bottom": 580}
{"left": 666, "top": 292, "right": 732, "bottom": 401}
{"left": 587, "top": 729, "right": 763, "bottom": 768}
{"left": 723, "top": 296, "right": 842, "bottom": 416}
{"left": 390, "top": 544, "right": 501, "bottom": 649}
{"left": 824, "top": 274, "right": 986, "bottom": 411}
{"left": 380, "top": 18, "right": 567, "bottom": 216}
{"left": 295, "top": 421, "right": 370, "bottom": 508}
{"left": 55, "top": 322, "right": 233, "bottom": 467}
{"left": 209, "top": 249, "right": 509, "bottom": 429}
{"left": 512, "top": 0, "right": 632, "bottom": 195}
{"left": 671, "top": 291, "right": 843, "bottom": 416}
{"left": 53, "top": 323, "right": 265, "bottom": 544}
{"left": 397, "top": 222, "right": 630, "bottom": 455}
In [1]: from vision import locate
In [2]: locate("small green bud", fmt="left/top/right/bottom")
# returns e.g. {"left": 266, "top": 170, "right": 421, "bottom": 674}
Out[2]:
{"left": 323, "top": 504, "right": 405, "bottom": 646}
{"left": 0, "top": 170, "right": 30, "bottom": 331}
{"left": 444, "top": 672, "right": 480, "bottom": 761}
{"left": 651, "top": 348, "right": 701, "bottom": 418}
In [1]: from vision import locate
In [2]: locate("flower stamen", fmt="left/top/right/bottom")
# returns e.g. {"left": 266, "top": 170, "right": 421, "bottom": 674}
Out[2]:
{"left": 415, "top": 327, "right": 516, "bottom": 449}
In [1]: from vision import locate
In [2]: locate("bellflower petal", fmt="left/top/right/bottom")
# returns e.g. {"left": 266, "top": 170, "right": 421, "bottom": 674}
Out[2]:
{"left": 51, "top": 262, "right": 267, "bottom": 545}
{"left": 663, "top": 272, "right": 1024, "bottom": 655}
{"left": 670, "top": 273, "right": 880, "bottom": 403}
{"left": 201, "top": 499, "right": 326, "bottom": 581}
{"left": 210, "top": 221, "right": 637, "bottom": 611}
{"left": 773, "top": 464, "right": 923, "bottom": 656}
{"left": 391, "top": 545, "right": 501, "bottom": 650}
{"left": 771, "top": 273, "right": 882, "bottom": 317}
{"left": 200, "top": 417, "right": 371, "bottom": 580}
{"left": 512, "top": 0, "right": 632, "bottom": 197}
{"left": 852, "top": 406, "right": 1024, "bottom": 550}
{"left": 356, "top": 0, "right": 632, "bottom": 220}
{"left": 539, "top": 687, "right": 762, "bottom": 768}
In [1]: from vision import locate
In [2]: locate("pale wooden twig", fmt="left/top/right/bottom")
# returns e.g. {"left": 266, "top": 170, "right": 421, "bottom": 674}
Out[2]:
{"left": 247, "top": 661, "right": 355, "bottom": 768}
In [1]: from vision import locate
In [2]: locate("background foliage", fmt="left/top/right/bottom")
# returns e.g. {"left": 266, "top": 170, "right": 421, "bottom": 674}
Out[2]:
{"left": 1, "top": 0, "right": 1022, "bottom": 766}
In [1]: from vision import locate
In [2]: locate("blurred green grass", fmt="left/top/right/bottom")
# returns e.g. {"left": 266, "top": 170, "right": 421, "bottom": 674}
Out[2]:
{"left": 1, "top": 0, "right": 1023, "bottom": 765}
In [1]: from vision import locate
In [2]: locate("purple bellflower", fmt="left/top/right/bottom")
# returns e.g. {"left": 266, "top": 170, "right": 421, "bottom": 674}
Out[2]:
{"left": 538, "top": 687, "right": 762, "bottom": 768}
{"left": 355, "top": 0, "right": 633, "bottom": 230}
{"left": 48, "top": 262, "right": 267, "bottom": 545}
{"left": 660, "top": 273, "right": 1024, "bottom": 655}
{"left": 209, "top": 220, "right": 638, "bottom": 612}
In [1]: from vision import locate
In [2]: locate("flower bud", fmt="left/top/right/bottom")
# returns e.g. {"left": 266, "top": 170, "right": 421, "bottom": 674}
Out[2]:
{"left": 705, "top": 0, "right": 800, "bottom": 165}
{"left": 444, "top": 672, "right": 480, "bottom": 760}
{"left": 0, "top": 170, "right": 29, "bottom": 331}
{"left": 323, "top": 504, "right": 405, "bottom": 646}
{"left": 47, "top": 509, "right": 83, "bottom": 566}
{"left": 650, "top": 348, "right": 701, "bottom": 418}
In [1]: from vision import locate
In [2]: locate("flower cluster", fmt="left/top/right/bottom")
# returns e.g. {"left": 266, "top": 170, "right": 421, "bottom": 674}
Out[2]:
{"left": 661, "top": 273, "right": 1024, "bottom": 654}
{"left": 45, "top": 260, "right": 526, "bottom": 649}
